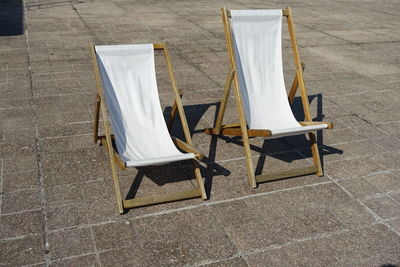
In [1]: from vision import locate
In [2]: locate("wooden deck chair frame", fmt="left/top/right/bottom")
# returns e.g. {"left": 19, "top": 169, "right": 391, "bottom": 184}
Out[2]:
{"left": 90, "top": 42, "right": 207, "bottom": 214}
{"left": 205, "top": 7, "right": 333, "bottom": 189}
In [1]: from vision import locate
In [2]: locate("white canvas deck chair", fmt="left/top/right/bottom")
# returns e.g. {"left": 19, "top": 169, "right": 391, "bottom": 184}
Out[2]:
{"left": 205, "top": 7, "right": 333, "bottom": 188}
{"left": 90, "top": 43, "right": 207, "bottom": 214}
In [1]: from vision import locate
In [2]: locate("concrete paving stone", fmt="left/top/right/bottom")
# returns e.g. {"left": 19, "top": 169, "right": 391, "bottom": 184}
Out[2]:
{"left": 0, "top": 210, "right": 44, "bottom": 239}
{"left": 377, "top": 122, "right": 400, "bottom": 138}
{"left": 92, "top": 220, "right": 134, "bottom": 251}
{"left": 1, "top": 189, "right": 41, "bottom": 214}
{"left": 118, "top": 166, "right": 196, "bottom": 199}
{"left": 204, "top": 257, "right": 248, "bottom": 267}
{"left": 372, "top": 73, "right": 400, "bottom": 85}
{"left": 38, "top": 121, "right": 93, "bottom": 139}
{"left": 0, "top": 128, "right": 37, "bottom": 157}
{"left": 45, "top": 183, "right": 85, "bottom": 208}
{"left": 32, "top": 77, "right": 81, "bottom": 91}
{"left": 389, "top": 190, "right": 400, "bottom": 202}
{"left": 48, "top": 227, "right": 95, "bottom": 260}
{"left": 2, "top": 153, "right": 38, "bottom": 174}
{"left": 387, "top": 218, "right": 400, "bottom": 233}
{"left": 49, "top": 254, "right": 99, "bottom": 267}
{"left": 98, "top": 247, "right": 157, "bottom": 267}
{"left": 286, "top": 128, "right": 367, "bottom": 149}
{"left": 319, "top": 140, "right": 385, "bottom": 163}
{"left": 362, "top": 196, "right": 400, "bottom": 219}
{"left": 211, "top": 183, "right": 371, "bottom": 252}
{"left": 34, "top": 93, "right": 93, "bottom": 116}
{"left": 374, "top": 151, "right": 400, "bottom": 171}
{"left": 244, "top": 239, "right": 339, "bottom": 266}
{"left": 0, "top": 97, "right": 34, "bottom": 114}
{"left": 338, "top": 177, "right": 383, "bottom": 199}
{"left": 0, "top": 234, "right": 45, "bottom": 266}
{"left": 376, "top": 136, "right": 400, "bottom": 152}
{"left": 47, "top": 203, "right": 89, "bottom": 230}
{"left": 40, "top": 148, "right": 110, "bottom": 187}
{"left": 324, "top": 154, "right": 387, "bottom": 179}
{"left": 366, "top": 172, "right": 400, "bottom": 193}
{"left": 2, "top": 170, "right": 39, "bottom": 192}
{"left": 352, "top": 125, "right": 389, "bottom": 139}
{"left": 0, "top": 82, "right": 32, "bottom": 100}
{"left": 293, "top": 184, "right": 375, "bottom": 227}
{"left": 166, "top": 74, "right": 219, "bottom": 92}
{"left": 244, "top": 224, "right": 400, "bottom": 267}
{"left": 97, "top": 207, "right": 237, "bottom": 266}
{"left": 38, "top": 134, "right": 94, "bottom": 153}
{"left": 1, "top": 0, "right": 400, "bottom": 265}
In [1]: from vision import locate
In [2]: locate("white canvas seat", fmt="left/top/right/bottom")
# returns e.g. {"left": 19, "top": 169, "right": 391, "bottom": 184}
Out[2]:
{"left": 205, "top": 7, "right": 333, "bottom": 188}
{"left": 230, "top": 10, "right": 328, "bottom": 138}
{"left": 95, "top": 44, "right": 195, "bottom": 167}
{"left": 91, "top": 43, "right": 206, "bottom": 213}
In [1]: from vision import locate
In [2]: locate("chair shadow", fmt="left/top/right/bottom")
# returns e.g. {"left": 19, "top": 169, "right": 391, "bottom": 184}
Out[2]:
{"left": 124, "top": 103, "right": 231, "bottom": 202}
{"left": 206, "top": 94, "right": 343, "bottom": 176}
{"left": 165, "top": 103, "right": 231, "bottom": 198}
{"left": 0, "top": 0, "right": 24, "bottom": 36}
{"left": 287, "top": 94, "right": 343, "bottom": 170}
{"left": 124, "top": 93, "right": 342, "bottom": 203}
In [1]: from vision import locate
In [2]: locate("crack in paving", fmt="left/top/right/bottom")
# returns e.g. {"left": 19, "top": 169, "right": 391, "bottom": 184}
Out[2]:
{"left": 22, "top": 0, "right": 51, "bottom": 265}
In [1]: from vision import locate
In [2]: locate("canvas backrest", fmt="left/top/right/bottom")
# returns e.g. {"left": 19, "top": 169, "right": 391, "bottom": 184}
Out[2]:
{"left": 230, "top": 10, "right": 301, "bottom": 130}
{"left": 95, "top": 44, "right": 183, "bottom": 162}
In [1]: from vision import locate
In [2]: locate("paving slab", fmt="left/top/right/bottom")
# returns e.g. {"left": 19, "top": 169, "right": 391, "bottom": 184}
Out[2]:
{"left": 0, "top": 0, "right": 400, "bottom": 265}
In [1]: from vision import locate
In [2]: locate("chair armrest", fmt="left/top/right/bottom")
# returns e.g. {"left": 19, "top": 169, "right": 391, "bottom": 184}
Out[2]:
{"left": 172, "top": 137, "right": 204, "bottom": 160}
{"left": 299, "top": 121, "right": 333, "bottom": 129}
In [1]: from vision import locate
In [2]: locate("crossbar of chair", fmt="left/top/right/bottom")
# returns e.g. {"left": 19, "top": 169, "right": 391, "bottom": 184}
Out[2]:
{"left": 205, "top": 125, "right": 272, "bottom": 137}
{"left": 256, "top": 165, "right": 317, "bottom": 183}
{"left": 299, "top": 121, "right": 334, "bottom": 129}
{"left": 288, "top": 62, "right": 305, "bottom": 105}
{"left": 227, "top": 8, "right": 290, "bottom": 17}
{"left": 123, "top": 188, "right": 202, "bottom": 209}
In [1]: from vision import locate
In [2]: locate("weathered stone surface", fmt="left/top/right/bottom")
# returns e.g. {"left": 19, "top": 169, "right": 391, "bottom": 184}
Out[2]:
{"left": 1, "top": 0, "right": 399, "bottom": 265}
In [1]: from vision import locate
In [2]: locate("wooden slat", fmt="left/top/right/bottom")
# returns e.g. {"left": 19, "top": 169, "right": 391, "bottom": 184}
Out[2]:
{"left": 256, "top": 165, "right": 317, "bottom": 183}
{"left": 167, "top": 89, "right": 183, "bottom": 130}
{"left": 222, "top": 7, "right": 257, "bottom": 189}
{"left": 286, "top": 8, "right": 323, "bottom": 176}
{"left": 205, "top": 127, "right": 271, "bottom": 137}
{"left": 163, "top": 45, "right": 193, "bottom": 146}
{"left": 93, "top": 95, "right": 101, "bottom": 143}
{"left": 90, "top": 43, "right": 124, "bottom": 214}
{"left": 214, "top": 70, "right": 235, "bottom": 133}
{"left": 172, "top": 137, "right": 204, "bottom": 160}
{"left": 153, "top": 43, "right": 165, "bottom": 50}
{"left": 299, "top": 121, "right": 334, "bottom": 129}
{"left": 193, "top": 160, "right": 207, "bottom": 200}
{"left": 162, "top": 43, "right": 207, "bottom": 200}
{"left": 123, "top": 189, "right": 202, "bottom": 209}
{"left": 226, "top": 8, "right": 290, "bottom": 18}
{"left": 288, "top": 62, "right": 305, "bottom": 105}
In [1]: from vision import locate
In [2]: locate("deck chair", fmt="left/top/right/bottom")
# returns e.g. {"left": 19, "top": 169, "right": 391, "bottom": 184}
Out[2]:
{"left": 205, "top": 7, "right": 333, "bottom": 188}
{"left": 90, "top": 43, "right": 207, "bottom": 214}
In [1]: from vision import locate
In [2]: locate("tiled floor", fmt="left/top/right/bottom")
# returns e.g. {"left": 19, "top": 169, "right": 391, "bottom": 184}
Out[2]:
{"left": 1, "top": 0, "right": 400, "bottom": 266}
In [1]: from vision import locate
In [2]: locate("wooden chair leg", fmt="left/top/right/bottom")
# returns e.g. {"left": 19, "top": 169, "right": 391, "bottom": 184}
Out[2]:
{"left": 167, "top": 89, "right": 182, "bottom": 130}
{"left": 309, "top": 132, "right": 323, "bottom": 176}
{"left": 93, "top": 95, "right": 101, "bottom": 143}
{"left": 193, "top": 160, "right": 207, "bottom": 200}
{"left": 214, "top": 70, "right": 235, "bottom": 133}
